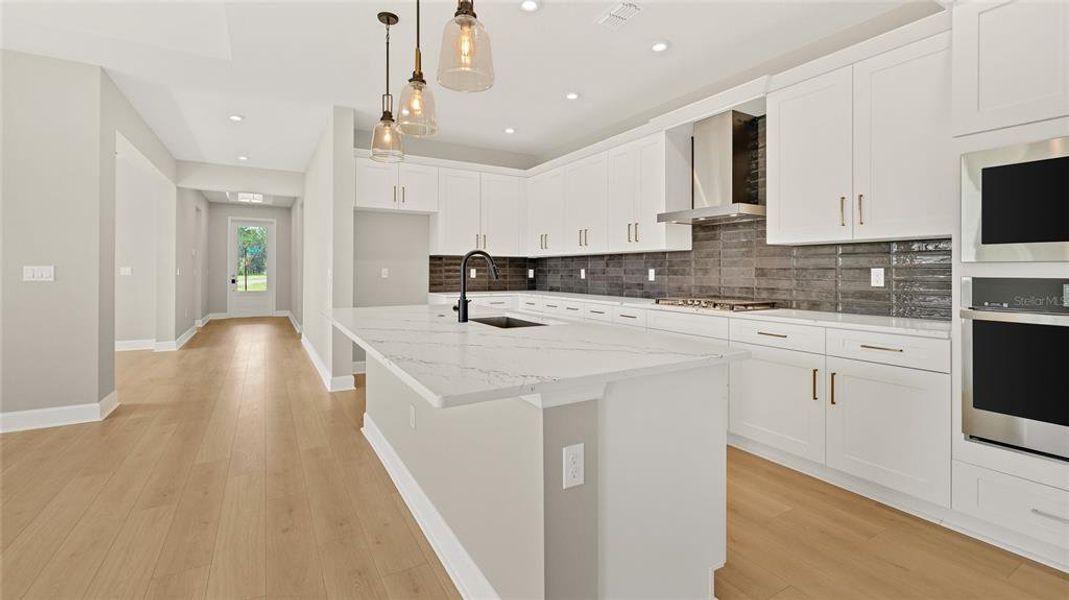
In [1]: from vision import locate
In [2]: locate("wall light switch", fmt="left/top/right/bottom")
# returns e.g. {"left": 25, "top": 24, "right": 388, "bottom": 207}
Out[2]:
{"left": 470, "top": 268, "right": 477, "bottom": 279}
{"left": 563, "top": 443, "right": 585, "bottom": 489}
{"left": 380, "top": 267, "right": 389, "bottom": 279}
{"left": 870, "top": 267, "right": 885, "bottom": 288}
{"left": 528, "top": 269, "right": 534, "bottom": 279}
{"left": 580, "top": 268, "right": 586, "bottom": 280}
{"left": 647, "top": 268, "right": 656, "bottom": 282}
{"left": 22, "top": 266, "right": 55, "bottom": 282}
{"left": 119, "top": 266, "right": 132, "bottom": 276}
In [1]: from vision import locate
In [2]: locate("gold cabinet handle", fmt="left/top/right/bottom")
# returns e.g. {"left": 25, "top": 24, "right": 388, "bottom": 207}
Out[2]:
{"left": 619, "top": 314, "right": 638, "bottom": 319}
{"left": 860, "top": 344, "right": 903, "bottom": 353}
{"left": 584, "top": 229, "right": 589, "bottom": 246}
{"left": 628, "top": 223, "right": 632, "bottom": 243}
{"left": 1031, "top": 508, "right": 1069, "bottom": 525}
{"left": 757, "top": 331, "right": 788, "bottom": 338}
{"left": 475, "top": 233, "right": 480, "bottom": 249}
{"left": 545, "top": 233, "right": 549, "bottom": 249}
{"left": 839, "top": 196, "right": 846, "bottom": 226}
{"left": 590, "top": 309, "right": 606, "bottom": 315}
{"left": 830, "top": 372, "right": 837, "bottom": 405}
{"left": 634, "top": 222, "right": 639, "bottom": 242}
{"left": 812, "top": 368, "right": 818, "bottom": 401}
{"left": 482, "top": 233, "right": 487, "bottom": 248}
{"left": 857, "top": 193, "right": 863, "bottom": 225}
{"left": 394, "top": 185, "right": 398, "bottom": 204}
{"left": 579, "top": 229, "right": 582, "bottom": 246}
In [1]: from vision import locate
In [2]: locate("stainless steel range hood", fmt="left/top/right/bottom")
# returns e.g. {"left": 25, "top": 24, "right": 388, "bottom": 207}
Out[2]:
{"left": 657, "top": 110, "right": 765, "bottom": 225}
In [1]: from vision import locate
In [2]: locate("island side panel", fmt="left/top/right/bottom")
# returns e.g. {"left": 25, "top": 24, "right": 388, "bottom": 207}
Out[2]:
{"left": 364, "top": 357, "right": 547, "bottom": 599}
{"left": 598, "top": 364, "right": 729, "bottom": 600}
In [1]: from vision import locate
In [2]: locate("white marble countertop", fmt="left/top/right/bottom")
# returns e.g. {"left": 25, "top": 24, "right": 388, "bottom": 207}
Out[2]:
{"left": 332, "top": 304, "right": 747, "bottom": 409}
{"left": 428, "top": 291, "right": 950, "bottom": 339}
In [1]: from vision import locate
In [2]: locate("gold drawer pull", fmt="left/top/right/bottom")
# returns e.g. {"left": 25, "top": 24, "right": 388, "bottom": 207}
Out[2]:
{"left": 860, "top": 344, "right": 903, "bottom": 353}
{"left": 830, "top": 372, "right": 837, "bottom": 405}
{"left": 757, "top": 331, "right": 788, "bottom": 338}
{"left": 619, "top": 314, "right": 638, "bottom": 319}
{"left": 566, "top": 307, "right": 579, "bottom": 311}
{"left": 812, "top": 368, "right": 818, "bottom": 401}
{"left": 546, "top": 304, "right": 558, "bottom": 308}
{"left": 590, "top": 310, "right": 605, "bottom": 315}
{"left": 1031, "top": 508, "right": 1069, "bottom": 525}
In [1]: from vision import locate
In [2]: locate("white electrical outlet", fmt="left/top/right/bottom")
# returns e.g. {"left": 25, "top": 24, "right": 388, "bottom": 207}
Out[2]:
{"left": 22, "top": 265, "right": 55, "bottom": 282}
{"left": 647, "top": 268, "right": 656, "bottom": 282}
{"left": 119, "top": 266, "right": 132, "bottom": 276}
{"left": 870, "top": 267, "right": 885, "bottom": 287}
{"left": 562, "top": 443, "right": 585, "bottom": 489}
{"left": 580, "top": 268, "right": 586, "bottom": 280}
{"left": 528, "top": 268, "right": 534, "bottom": 279}
{"left": 409, "top": 405, "right": 416, "bottom": 429}
{"left": 380, "top": 267, "right": 389, "bottom": 279}
{"left": 470, "top": 268, "right": 477, "bottom": 278}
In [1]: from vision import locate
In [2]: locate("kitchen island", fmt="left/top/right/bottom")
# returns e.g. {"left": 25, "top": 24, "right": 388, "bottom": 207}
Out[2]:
{"left": 331, "top": 304, "right": 748, "bottom": 600}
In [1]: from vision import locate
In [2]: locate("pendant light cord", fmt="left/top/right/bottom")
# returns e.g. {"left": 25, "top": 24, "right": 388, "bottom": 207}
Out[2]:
{"left": 385, "top": 24, "right": 391, "bottom": 96}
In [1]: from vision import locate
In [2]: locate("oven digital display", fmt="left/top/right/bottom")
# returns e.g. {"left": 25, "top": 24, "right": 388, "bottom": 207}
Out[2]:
{"left": 972, "top": 320, "right": 1068, "bottom": 428}
{"left": 981, "top": 155, "right": 1069, "bottom": 245}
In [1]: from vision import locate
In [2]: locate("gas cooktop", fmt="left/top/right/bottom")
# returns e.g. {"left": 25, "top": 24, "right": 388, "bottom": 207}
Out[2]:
{"left": 654, "top": 297, "right": 777, "bottom": 312}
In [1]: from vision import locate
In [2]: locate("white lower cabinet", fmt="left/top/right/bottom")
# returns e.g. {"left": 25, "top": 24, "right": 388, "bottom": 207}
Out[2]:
{"left": 825, "top": 356, "right": 951, "bottom": 506}
{"left": 729, "top": 342, "right": 826, "bottom": 464}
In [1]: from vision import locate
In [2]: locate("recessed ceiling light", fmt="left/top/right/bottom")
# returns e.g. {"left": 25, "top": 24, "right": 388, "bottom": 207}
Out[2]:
{"left": 565, "top": 92, "right": 580, "bottom": 100}
{"left": 237, "top": 155, "right": 249, "bottom": 161}
{"left": 651, "top": 41, "right": 669, "bottom": 53}
{"left": 505, "top": 127, "right": 516, "bottom": 134}
{"left": 520, "top": 0, "right": 540, "bottom": 12}
{"left": 228, "top": 114, "right": 244, "bottom": 122}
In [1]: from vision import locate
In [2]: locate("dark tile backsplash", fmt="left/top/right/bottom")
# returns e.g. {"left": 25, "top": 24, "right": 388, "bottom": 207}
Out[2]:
{"left": 430, "top": 221, "right": 952, "bottom": 320}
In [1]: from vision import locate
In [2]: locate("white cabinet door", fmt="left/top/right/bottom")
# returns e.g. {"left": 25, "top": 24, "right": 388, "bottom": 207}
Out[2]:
{"left": 729, "top": 342, "right": 826, "bottom": 464}
{"left": 853, "top": 33, "right": 953, "bottom": 241}
{"left": 355, "top": 158, "right": 398, "bottom": 210}
{"left": 607, "top": 144, "right": 639, "bottom": 252}
{"left": 826, "top": 357, "right": 951, "bottom": 507}
{"left": 634, "top": 134, "right": 668, "bottom": 251}
{"left": 526, "top": 171, "right": 564, "bottom": 256}
{"left": 952, "top": 0, "right": 1069, "bottom": 136}
{"left": 766, "top": 66, "right": 854, "bottom": 245}
{"left": 480, "top": 173, "right": 524, "bottom": 256}
{"left": 397, "top": 163, "right": 439, "bottom": 212}
{"left": 436, "top": 169, "right": 481, "bottom": 255}
{"left": 564, "top": 153, "right": 608, "bottom": 253}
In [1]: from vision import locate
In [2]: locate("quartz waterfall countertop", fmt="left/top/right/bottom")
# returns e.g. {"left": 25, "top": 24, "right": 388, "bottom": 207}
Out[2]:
{"left": 331, "top": 304, "right": 747, "bottom": 409}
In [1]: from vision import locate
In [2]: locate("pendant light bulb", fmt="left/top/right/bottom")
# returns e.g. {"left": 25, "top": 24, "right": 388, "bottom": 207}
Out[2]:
{"left": 438, "top": 0, "right": 494, "bottom": 92}
{"left": 398, "top": 0, "right": 438, "bottom": 136}
{"left": 371, "top": 12, "right": 404, "bottom": 162}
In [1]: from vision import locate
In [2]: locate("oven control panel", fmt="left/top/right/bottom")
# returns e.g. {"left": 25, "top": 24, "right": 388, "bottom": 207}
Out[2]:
{"left": 967, "top": 277, "right": 1069, "bottom": 314}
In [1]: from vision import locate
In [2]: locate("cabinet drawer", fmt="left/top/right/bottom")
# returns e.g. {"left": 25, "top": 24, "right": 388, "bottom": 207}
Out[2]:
{"left": 583, "top": 303, "right": 613, "bottom": 322}
{"left": 953, "top": 461, "right": 1069, "bottom": 551}
{"left": 471, "top": 296, "right": 514, "bottom": 310}
{"left": 730, "top": 319, "right": 825, "bottom": 354}
{"left": 540, "top": 298, "right": 565, "bottom": 314}
{"left": 647, "top": 310, "right": 729, "bottom": 340}
{"left": 560, "top": 301, "right": 585, "bottom": 318}
{"left": 517, "top": 297, "right": 541, "bottom": 313}
{"left": 826, "top": 329, "right": 949, "bottom": 373}
{"left": 612, "top": 306, "right": 647, "bottom": 328}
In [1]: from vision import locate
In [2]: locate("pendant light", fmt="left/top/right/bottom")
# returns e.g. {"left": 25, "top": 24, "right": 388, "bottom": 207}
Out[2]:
{"left": 437, "top": 0, "right": 494, "bottom": 92}
{"left": 398, "top": 0, "right": 438, "bottom": 136}
{"left": 371, "top": 12, "right": 404, "bottom": 162}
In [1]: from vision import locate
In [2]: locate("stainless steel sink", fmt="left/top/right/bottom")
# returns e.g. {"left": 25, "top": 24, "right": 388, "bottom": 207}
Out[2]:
{"left": 470, "top": 316, "right": 545, "bottom": 329}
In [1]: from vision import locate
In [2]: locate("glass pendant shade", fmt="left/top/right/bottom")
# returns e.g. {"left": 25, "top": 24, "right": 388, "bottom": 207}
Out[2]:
{"left": 438, "top": 8, "right": 494, "bottom": 92}
{"left": 370, "top": 113, "right": 404, "bottom": 163}
{"left": 399, "top": 78, "right": 438, "bottom": 136}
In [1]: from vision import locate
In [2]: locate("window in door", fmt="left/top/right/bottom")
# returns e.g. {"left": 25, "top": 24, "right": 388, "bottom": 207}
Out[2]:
{"left": 237, "top": 225, "right": 268, "bottom": 292}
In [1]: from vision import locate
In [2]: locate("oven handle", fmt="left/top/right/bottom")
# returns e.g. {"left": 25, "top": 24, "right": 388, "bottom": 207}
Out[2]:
{"left": 960, "top": 308, "right": 1069, "bottom": 327}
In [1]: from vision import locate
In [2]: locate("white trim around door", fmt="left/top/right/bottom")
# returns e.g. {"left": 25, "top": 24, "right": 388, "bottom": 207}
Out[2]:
{"left": 226, "top": 216, "right": 277, "bottom": 318}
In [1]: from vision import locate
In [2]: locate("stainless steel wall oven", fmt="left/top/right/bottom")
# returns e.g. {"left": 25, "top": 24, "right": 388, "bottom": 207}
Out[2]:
{"left": 961, "top": 277, "right": 1069, "bottom": 460}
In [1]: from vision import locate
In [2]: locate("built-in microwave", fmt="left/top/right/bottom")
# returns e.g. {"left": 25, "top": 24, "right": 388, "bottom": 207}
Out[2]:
{"left": 961, "top": 277, "right": 1069, "bottom": 461}
{"left": 961, "top": 136, "right": 1069, "bottom": 262}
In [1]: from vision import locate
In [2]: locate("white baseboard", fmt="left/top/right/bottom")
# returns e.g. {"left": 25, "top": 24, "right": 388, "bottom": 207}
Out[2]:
{"left": 287, "top": 311, "right": 301, "bottom": 334}
{"left": 115, "top": 339, "right": 154, "bottom": 352}
{"left": 727, "top": 434, "right": 1068, "bottom": 574}
{"left": 154, "top": 325, "right": 196, "bottom": 352}
{"left": 363, "top": 415, "right": 499, "bottom": 599}
{"left": 301, "top": 334, "right": 333, "bottom": 391}
{"left": 330, "top": 375, "right": 355, "bottom": 392}
{"left": 352, "top": 361, "right": 366, "bottom": 374}
{"left": 0, "top": 390, "right": 120, "bottom": 433}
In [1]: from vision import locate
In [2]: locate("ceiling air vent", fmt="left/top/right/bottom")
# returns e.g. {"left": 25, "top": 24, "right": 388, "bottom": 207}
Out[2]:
{"left": 596, "top": 2, "right": 641, "bottom": 31}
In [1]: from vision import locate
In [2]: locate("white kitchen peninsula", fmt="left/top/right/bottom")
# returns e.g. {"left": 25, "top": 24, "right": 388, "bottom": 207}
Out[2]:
{"left": 331, "top": 304, "right": 748, "bottom": 600}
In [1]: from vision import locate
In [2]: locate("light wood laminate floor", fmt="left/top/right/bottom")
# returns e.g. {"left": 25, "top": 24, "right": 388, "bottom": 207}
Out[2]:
{"left": 0, "top": 317, "right": 1065, "bottom": 599}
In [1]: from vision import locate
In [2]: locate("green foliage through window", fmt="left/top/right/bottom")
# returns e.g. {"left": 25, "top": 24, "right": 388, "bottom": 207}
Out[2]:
{"left": 237, "top": 226, "right": 268, "bottom": 291}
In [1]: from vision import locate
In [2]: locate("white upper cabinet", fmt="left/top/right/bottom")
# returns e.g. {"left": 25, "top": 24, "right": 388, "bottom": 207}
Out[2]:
{"left": 434, "top": 168, "right": 481, "bottom": 255}
{"left": 607, "top": 143, "right": 640, "bottom": 251}
{"left": 527, "top": 170, "right": 564, "bottom": 256}
{"left": 852, "top": 33, "right": 952, "bottom": 241}
{"left": 768, "top": 35, "right": 954, "bottom": 245}
{"left": 608, "top": 133, "right": 691, "bottom": 253}
{"left": 397, "top": 163, "right": 439, "bottom": 212}
{"left": 952, "top": 0, "right": 1069, "bottom": 136}
{"left": 767, "top": 65, "right": 855, "bottom": 245}
{"left": 563, "top": 153, "right": 609, "bottom": 254}
{"left": 479, "top": 173, "right": 524, "bottom": 256}
{"left": 356, "top": 158, "right": 439, "bottom": 212}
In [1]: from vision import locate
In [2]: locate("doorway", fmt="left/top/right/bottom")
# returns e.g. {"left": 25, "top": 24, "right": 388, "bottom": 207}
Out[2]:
{"left": 227, "top": 217, "right": 276, "bottom": 316}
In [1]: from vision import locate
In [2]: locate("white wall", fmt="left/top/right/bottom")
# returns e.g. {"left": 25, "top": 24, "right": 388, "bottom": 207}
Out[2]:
{"left": 353, "top": 211, "right": 430, "bottom": 307}
{"left": 176, "top": 188, "right": 209, "bottom": 334}
{"left": 290, "top": 199, "right": 304, "bottom": 326}
{"left": 205, "top": 203, "right": 291, "bottom": 315}
{"left": 176, "top": 161, "right": 304, "bottom": 197}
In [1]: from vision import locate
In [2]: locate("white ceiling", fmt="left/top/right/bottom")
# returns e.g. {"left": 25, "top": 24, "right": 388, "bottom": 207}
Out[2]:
{"left": 200, "top": 190, "right": 295, "bottom": 208}
{"left": 1, "top": 1, "right": 940, "bottom": 172}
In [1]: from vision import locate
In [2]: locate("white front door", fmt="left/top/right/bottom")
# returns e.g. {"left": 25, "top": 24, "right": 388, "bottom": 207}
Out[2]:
{"left": 228, "top": 217, "right": 276, "bottom": 317}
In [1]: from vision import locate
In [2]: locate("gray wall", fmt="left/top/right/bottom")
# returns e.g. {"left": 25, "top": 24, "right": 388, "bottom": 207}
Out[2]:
{"left": 290, "top": 199, "right": 303, "bottom": 326}
{"left": 205, "top": 203, "right": 291, "bottom": 315}
{"left": 115, "top": 149, "right": 164, "bottom": 342}
{"left": 354, "top": 212, "right": 430, "bottom": 307}
{"left": 176, "top": 188, "right": 209, "bottom": 333}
